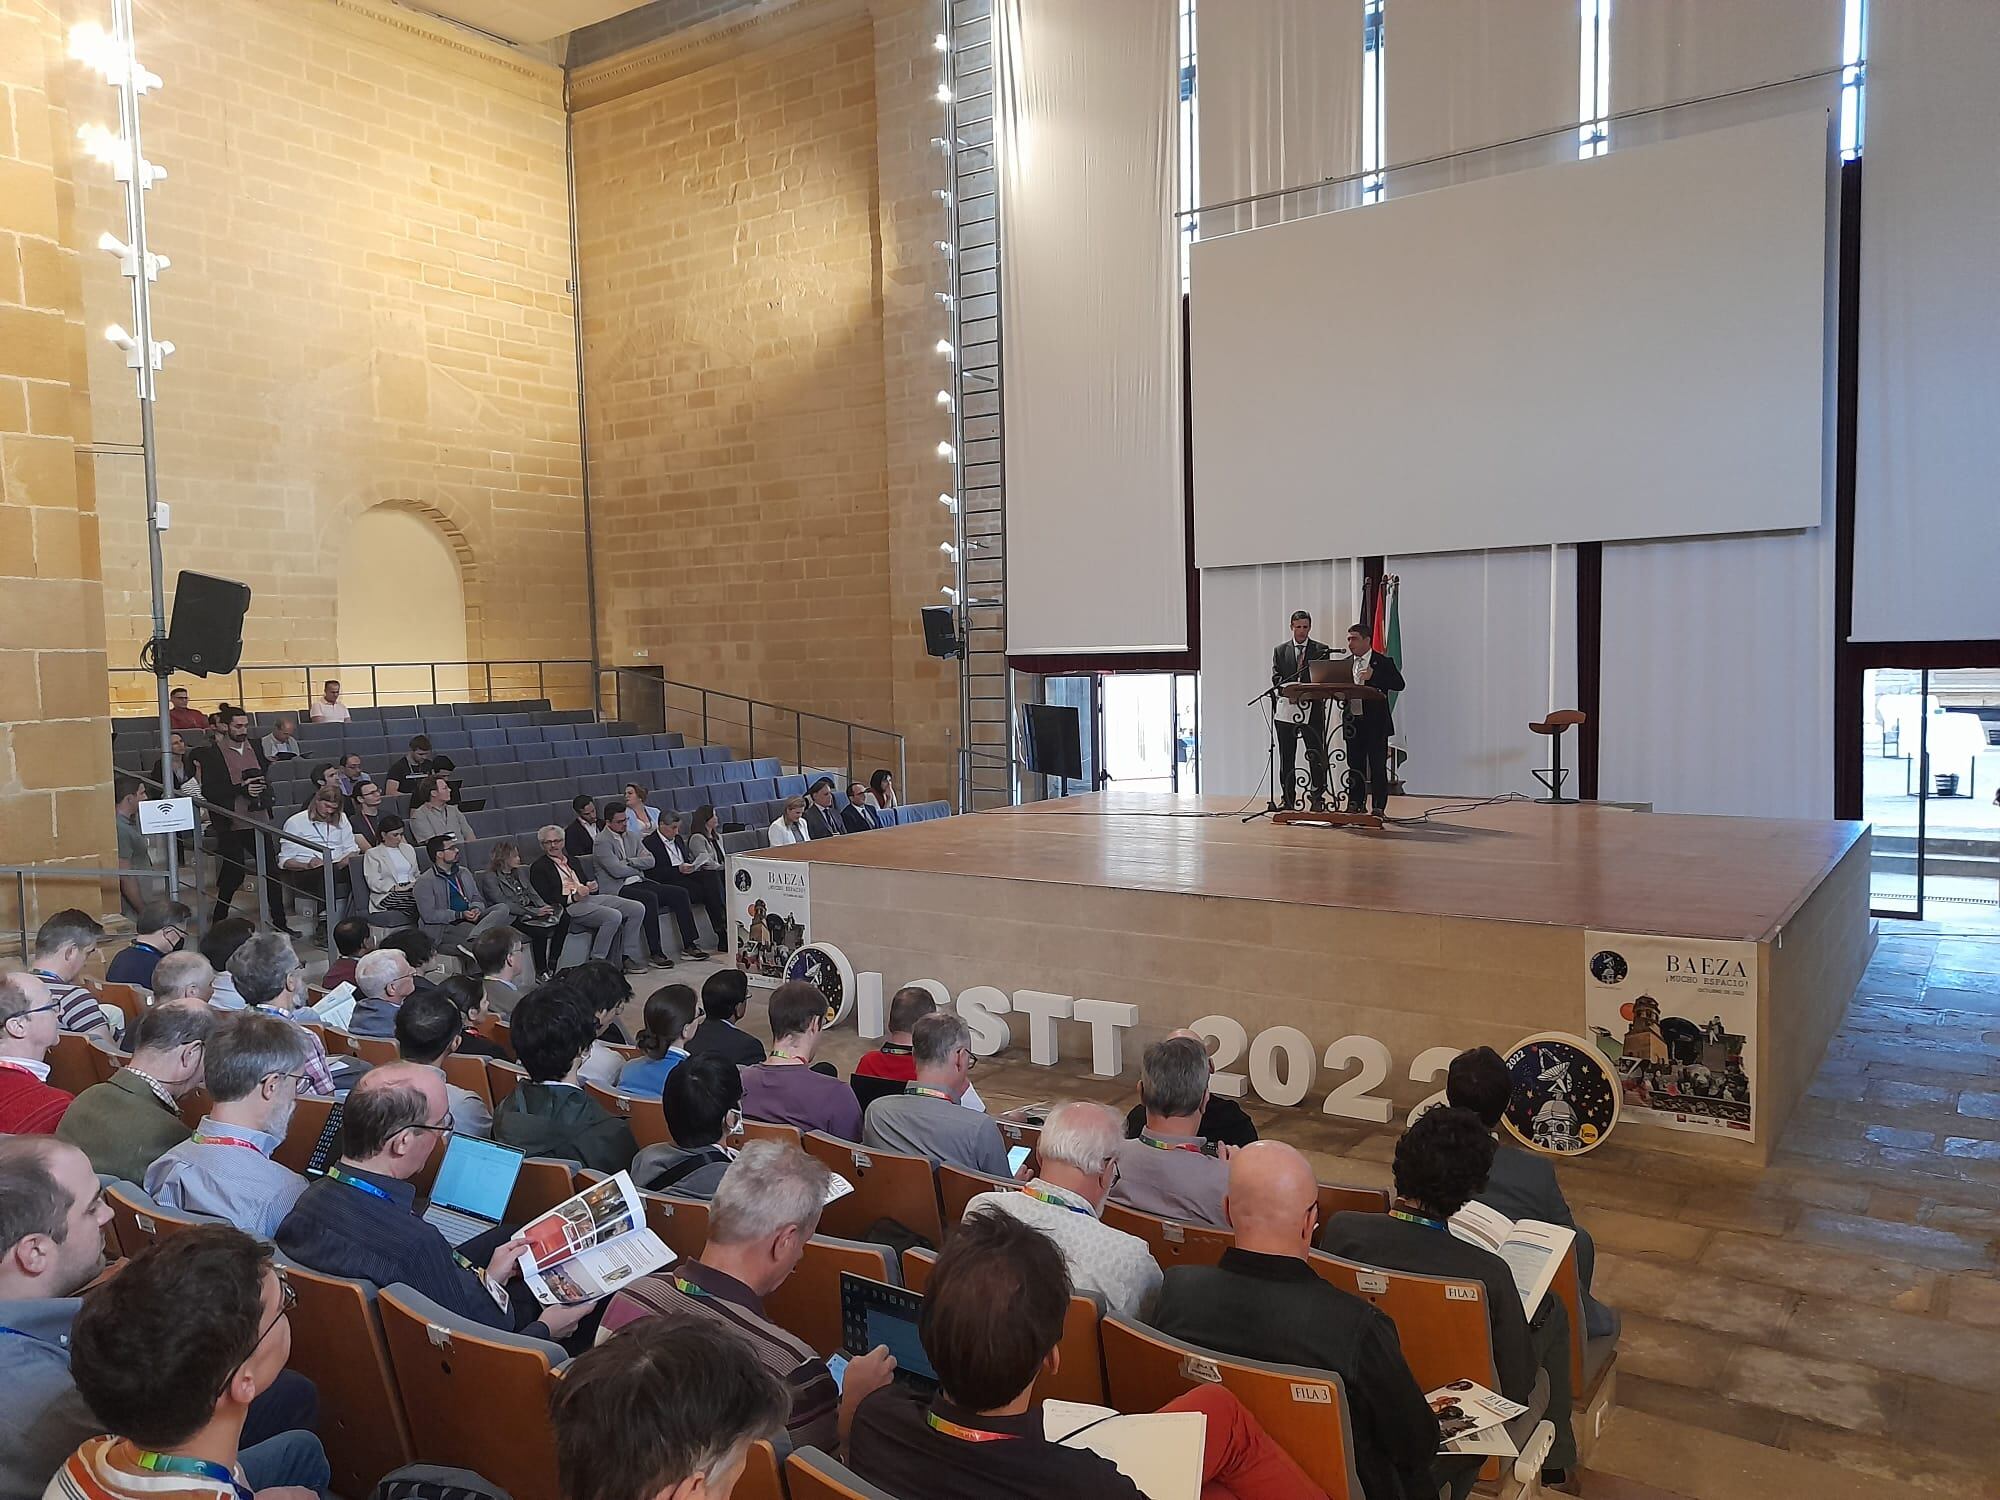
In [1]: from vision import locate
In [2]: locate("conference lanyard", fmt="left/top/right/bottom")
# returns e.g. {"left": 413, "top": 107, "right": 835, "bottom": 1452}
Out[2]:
{"left": 1388, "top": 1208, "right": 1448, "bottom": 1232}
{"left": 1019, "top": 1184, "right": 1093, "bottom": 1216}
{"left": 131, "top": 1451, "right": 254, "bottom": 1500}
{"left": 191, "top": 1134, "right": 265, "bottom": 1154}
{"left": 671, "top": 1274, "right": 714, "bottom": 1301}
{"left": 1137, "top": 1132, "right": 1206, "bottom": 1155}
{"left": 905, "top": 1085, "right": 956, "bottom": 1103}
{"left": 328, "top": 1168, "right": 484, "bottom": 1278}
{"left": 926, "top": 1411, "right": 1022, "bottom": 1444}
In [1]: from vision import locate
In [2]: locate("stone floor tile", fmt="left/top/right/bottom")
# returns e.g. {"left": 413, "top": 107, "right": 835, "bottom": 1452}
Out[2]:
{"left": 1942, "top": 1136, "right": 2000, "bottom": 1161}
{"left": 1592, "top": 1254, "right": 1799, "bottom": 1342}
{"left": 1671, "top": 1186, "right": 1795, "bottom": 1237}
{"left": 1860, "top": 1187, "right": 1928, "bottom": 1223}
{"left": 1863, "top": 1079, "right": 1960, "bottom": 1107}
{"left": 1892, "top": 1374, "right": 2000, "bottom": 1476}
{"left": 1864, "top": 1124, "right": 1940, "bottom": 1150}
{"left": 1610, "top": 1312, "right": 1738, "bottom": 1390}
{"left": 1782, "top": 1295, "right": 2000, "bottom": 1391}
{"left": 1716, "top": 1346, "right": 1897, "bottom": 1434}
{"left": 1591, "top": 1410, "right": 1943, "bottom": 1500}
{"left": 1789, "top": 1209, "right": 1996, "bottom": 1273}
{"left": 1957, "top": 1089, "right": 2000, "bottom": 1121}
{"left": 1580, "top": 1204, "right": 1714, "bottom": 1261}
{"left": 1939, "top": 1272, "right": 2000, "bottom": 1330}
{"left": 1613, "top": 1373, "right": 1788, "bottom": 1447}
{"left": 1698, "top": 1230, "right": 1939, "bottom": 1313}
{"left": 1777, "top": 1419, "right": 1999, "bottom": 1500}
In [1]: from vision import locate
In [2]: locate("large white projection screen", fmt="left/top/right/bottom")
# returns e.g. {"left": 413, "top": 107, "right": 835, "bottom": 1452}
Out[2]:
{"left": 1191, "top": 109, "right": 1830, "bottom": 566}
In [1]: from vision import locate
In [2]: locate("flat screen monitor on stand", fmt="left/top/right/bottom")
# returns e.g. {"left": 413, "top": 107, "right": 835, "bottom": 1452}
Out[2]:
{"left": 1021, "top": 703, "right": 1084, "bottom": 796}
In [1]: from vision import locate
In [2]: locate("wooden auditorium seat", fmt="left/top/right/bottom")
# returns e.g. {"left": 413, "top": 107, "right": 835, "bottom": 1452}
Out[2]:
{"left": 86, "top": 1036, "right": 126, "bottom": 1085}
{"left": 583, "top": 1081, "right": 670, "bottom": 1148}
{"left": 506, "top": 1157, "right": 577, "bottom": 1222}
{"left": 45, "top": 1031, "right": 100, "bottom": 1095}
{"left": 640, "top": 1191, "right": 710, "bottom": 1260}
{"left": 272, "top": 1254, "right": 415, "bottom": 1499}
{"left": 273, "top": 1095, "right": 336, "bottom": 1174}
{"left": 1551, "top": 1239, "right": 1619, "bottom": 1428}
{"left": 1099, "top": 1315, "right": 1366, "bottom": 1500}
{"left": 739, "top": 1117, "right": 805, "bottom": 1150}
{"left": 441, "top": 1051, "right": 494, "bottom": 1108}
{"left": 376, "top": 1283, "right": 568, "bottom": 1500}
{"left": 1317, "top": 1181, "right": 1391, "bottom": 1219}
{"left": 763, "top": 1235, "right": 900, "bottom": 1357}
{"left": 937, "top": 1163, "right": 1015, "bottom": 1232}
{"left": 1100, "top": 1201, "right": 1234, "bottom": 1270}
{"left": 485, "top": 1057, "right": 527, "bottom": 1107}
{"left": 734, "top": 1442, "right": 786, "bottom": 1500}
{"left": 802, "top": 1132, "right": 944, "bottom": 1245}
{"left": 103, "top": 1180, "right": 221, "bottom": 1254}
{"left": 351, "top": 1034, "right": 398, "bottom": 1068}
{"left": 784, "top": 1449, "right": 901, "bottom": 1500}
{"left": 93, "top": 981, "right": 151, "bottom": 1034}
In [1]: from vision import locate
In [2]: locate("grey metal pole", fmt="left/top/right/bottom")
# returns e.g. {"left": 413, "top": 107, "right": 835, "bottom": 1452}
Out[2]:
{"left": 562, "top": 85, "right": 604, "bottom": 715}
{"left": 253, "top": 831, "right": 272, "bottom": 933}
{"left": 321, "top": 855, "right": 337, "bottom": 954}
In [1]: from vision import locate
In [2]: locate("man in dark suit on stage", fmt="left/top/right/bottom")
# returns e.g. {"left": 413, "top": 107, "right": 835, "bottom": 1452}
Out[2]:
{"left": 1271, "top": 611, "right": 1332, "bottom": 809}
{"left": 1342, "top": 622, "right": 1405, "bottom": 816}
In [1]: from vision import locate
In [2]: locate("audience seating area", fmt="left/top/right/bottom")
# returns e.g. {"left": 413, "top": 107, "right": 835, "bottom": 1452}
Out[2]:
{"left": 113, "top": 698, "right": 949, "bottom": 870}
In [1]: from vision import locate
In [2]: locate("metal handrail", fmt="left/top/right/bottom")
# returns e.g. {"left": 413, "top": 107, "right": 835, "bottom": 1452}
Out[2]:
{"left": 109, "top": 660, "right": 594, "bottom": 717}
{"left": 2, "top": 865, "right": 170, "bottom": 964}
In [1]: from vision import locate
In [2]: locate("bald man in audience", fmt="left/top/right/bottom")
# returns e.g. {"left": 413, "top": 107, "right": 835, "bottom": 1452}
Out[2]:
{"left": 1147, "top": 1141, "right": 1444, "bottom": 1500}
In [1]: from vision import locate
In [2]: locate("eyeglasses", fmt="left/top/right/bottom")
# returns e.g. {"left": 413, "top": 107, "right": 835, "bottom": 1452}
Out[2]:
{"left": 9, "top": 1001, "right": 62, "bottom": 1021}
{"left": 220, "top": 1278, "right": 297, "bottom": 1399}
{"left": 405, "top": 1113, "right": 455, "bottom": 1137}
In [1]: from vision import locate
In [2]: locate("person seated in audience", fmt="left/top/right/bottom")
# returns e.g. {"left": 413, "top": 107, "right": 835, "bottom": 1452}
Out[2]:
{"left": 375, "top": 928, "right": 445, "bottom": 998}
{"left": 1123, "top": 1027, "right": 1259, "bottom": 1149}
{"left": 618, "top": 983, "right": 697, "bottom": 1097}
{"left": 279, "top": 783, "right": 360, "bottom": 919}
{"left": 0, "top": 973, "right": 73, "bottom": 1135}
{"left": 1447, "top": 1046, "right": 1616, "bottom": 1340}
{"left": 407, "top": 775, "right": 474, "bottom": 848}
{"left": 307, "top": 678, "right": 349, "bottom": 723}
{"left": 468, "top": 924, "right": 532, "bottom": 1017}
{"left": 634, "top": 1052, "right": 741, "bottom": 1198}
{"left": 847, "top": 1208, "right": 1325, "bottom": 1500}
{"left": 865, "top": 768, "right": 898, "bottom": 812}
{"left": 553, "top": 1318, "right": 788, "bottom": 1500}
{"left": 655, "top": 809, "right": 728, "bottom": 947}
{"left": 346, "top": 778, "right": 388, "bottom": 851}
{"left": 478, "top": 841, "right": 564, "bottom": 976}
{"left": 738, "top": 980, "right": 862, "bottom": 1140}
{"left": 561, "top": 959, "right": 636, "bottom": 1088}
{"left": 350, "top": 948, "right": 419, "bottom": 1038}
{"left": 415, "top": 834, "right": 512, "bottom": 943}
{"left": 383, "top": 734, "right": 455, "bottom": 797}
{"left": 599, "top": 1141, "right": 896, "bottom": 1455}
{"left": 201, "top": 920, "right": 255, "bottom": 1009}
{"left": 149, "top": 951, "right": 216, "bottom": 1006}
{"left": 57, "top": 1226, "right": 332, "bottom": 1500}
{"left": 333, "top": 752, "right": 373, "bottom": 799}
{"left": 146, "top": 731, "right": 198, "bottom": 799}
{"left": 166, "top": 686, "right": 206, "bottom": 733}
{"left": 841, "top": 781, "right": 883, "bottom": 832}
{"left": 596, "top": 803, "right": 708, "bottom": 962}
{"left": 681, "top": 968, "right": 762, "bottom": 1067}
{"left": 565, "top": 793, "right": 601, "bottom": 858}
{"left": 145, "top": 1012, "right": 312, "bottom": 1237}
{"left": 229, "top": 933, "right": 341, "bottom": 1099}
{"left": 363, "top": 814, "right": 421, "bottom": 923}
{"left": 29, "top": 910, "right": 113, "bottom": 1041}
{"left": 112, "top": 777, "right": 157, "bottom": 924}
{"left": 1321, "top": 1106, "right": 1579, "bottom": 1490}
{"left": 854, "top": 985, "right": 987, "bottom": 1113}
{"left": 395, "top": 989, "right": 494, "bottom": 1137}
{"left": 435, "top": 974, "right": 510, "bottom": 1060}
{"left": 531, "top": 824, "right": 650, "bottom": 974}
{"left": 492, "top": 984, "right": 637, "bottom": 1173}
{"left": 55, "top": 1000, "right": 213, "bottom": 1184}
{"left": 1148, "top": 1141, "right": 1444, "bottom": 1500}
{"left": 0, "top": 1140, "right": 324, "bottom": 1500}
{"left": 621, "top": 783, "right": 669, "bottom": 860}
{"left": 1109, "top": 1034, "right": 1233, "bottom": 1228}
{"left": 277, "top": 1063, "right": 597, "bottom": 1341}
{"left": 766, "top": 796, "right": 810, "bottom": 847}
{"left": 321, "top": 917, "right": 372, "bottom": 990}
{"left": 260, "top": 716, "right": 301, "bottom": 761}
{"left": 801, "top": 777, "right": 845, "bottom": 839}
{"left": 862, "top": 1013, "right": 1009, "bottom": 1175}
{"left": 300, "top": 762, "right": 337, "bottom": 809}
{"left": 104, "top": 899, "right": 191, "bottom": 990}
{"left": 965, "top": 1100, "right": 1160, "bottom": 1319}
{"left": 684, "top": 803, "right": 727, "bottom": 875}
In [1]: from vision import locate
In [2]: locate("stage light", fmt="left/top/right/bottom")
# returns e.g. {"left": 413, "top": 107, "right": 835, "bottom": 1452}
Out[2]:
{"left": 98, "top": 229, "right": 129, "bottom": 256}
{"left": 937, "top": 441, "right": 956, "bottom": 462}
{"left": 940, "top": 541, "right": 959, "bottom": 562}
{"left": 938, "top": 493, "right": 957, "bottom": 513}
{"left": 936, "top": 339, "right": 955, "bottom": 358}
{"left": 934, "top": 31, "right": 948, "bottom": 51}
{"left": 932, "top": 136, "right": 955, "bottom": 155}
{"left": 78, "top": 123, "right": 122, "bottom": 166}
{"left": 935, "top": 189, "right": 953, "bottom": 207}
{"left": 940, "top": 585, "right": 959, "bottom": 602}
{"left": 936, "top": 389, "right": 953, "bottom": 408}
{"left": 935, "top": 292, "right": 954, "bottom": 310}
{"left": 936, "top": 83, "right": 952, "bottom": 103}
{"left": 104, "top": 323, "right": 134, "bottom": 350}
{"left": 933, "top": 239, "right": 954, "bottom": 258}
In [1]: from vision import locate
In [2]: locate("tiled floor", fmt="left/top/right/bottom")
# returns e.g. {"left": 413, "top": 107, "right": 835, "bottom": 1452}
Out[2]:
{"left": 631, "top": 929, "right": 2000, "bottom": 1500}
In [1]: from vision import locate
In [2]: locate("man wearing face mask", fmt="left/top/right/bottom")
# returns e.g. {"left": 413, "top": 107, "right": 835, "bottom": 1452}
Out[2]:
{"left": 102, "top": 900, "right": 191, "bottom": 990}
{"left": 145, "top": 1012, "right": 314, "bottom": 1239}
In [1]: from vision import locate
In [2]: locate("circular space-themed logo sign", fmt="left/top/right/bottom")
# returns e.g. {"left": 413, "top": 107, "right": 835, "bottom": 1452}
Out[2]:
{"left": 783, "top": 942, "right": 855, "bottom": 1026}
{"left": 1588, "top": 949, "right": 1628, "bottom": 985}
{"left": 1501, "top": 1031, "right": 1620, "bottom": 1156}
{"left": 733, "top": 868, "right": 753, "bottom": 892}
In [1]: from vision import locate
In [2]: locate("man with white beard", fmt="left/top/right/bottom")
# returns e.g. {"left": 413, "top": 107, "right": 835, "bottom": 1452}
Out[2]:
{"left": 144, "top": 1010, "right": 313, "bottom": 1238}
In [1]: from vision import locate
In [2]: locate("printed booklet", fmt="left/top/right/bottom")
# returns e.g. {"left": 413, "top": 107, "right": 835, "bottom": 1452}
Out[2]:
{"left": 1447, "top": 1200, "right": 1576, "bottom": 1318}
{"left": 1427, "top": 1378, "right": 1527, "bottom": 1457}
{"left": 517, "top": 1171, "right": 671, "bottom": 1306}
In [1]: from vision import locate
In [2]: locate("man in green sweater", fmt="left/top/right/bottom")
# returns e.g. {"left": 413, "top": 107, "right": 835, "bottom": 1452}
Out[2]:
{"left": 55, "top": 1001, "right": 213, "bottom": 1183}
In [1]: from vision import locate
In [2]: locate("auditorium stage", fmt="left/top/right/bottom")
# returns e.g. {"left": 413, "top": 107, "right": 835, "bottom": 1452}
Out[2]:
{"left": 751, "top": 793, "right": 1873, "bottom": 1167}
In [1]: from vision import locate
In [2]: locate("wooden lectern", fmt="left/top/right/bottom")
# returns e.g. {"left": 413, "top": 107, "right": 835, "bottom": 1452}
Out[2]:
{"left": 1277, "top": 681, "right": 1387, "bottom": 829}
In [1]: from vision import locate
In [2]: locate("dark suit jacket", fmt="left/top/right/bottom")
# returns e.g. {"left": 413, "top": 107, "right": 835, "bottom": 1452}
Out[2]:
{"left": 1479, "top": 1141, "right": 1571, "bottom": 1229}
{"left": 191, "top": 737, "right": 271, "bottom": 820}
{"left": 803, "top": 804, "right": 844, "bottom": 840}
{"left": 1271, "top": 637, "right": 1333, "bottom": 688}
{"left": 1319, "top": 1210, "right": 1536, "bottom": 1404}
{"left": 529, "top": 854, "right": 595, "bottom": 910}
{"left": 687, "top": 1016, "right": 766, "bottom": 1067}
{"left": 1124, "top": 1096, "right": 1258, "bottom": 1149}
{"left": 564, "top": 819, "right": 596, "bottom": 859}
{"left": 840, "top": 803, "right": 882, "bottom": 833}
{"left": 1148, "top": 1248, "right": 1442, "bottom": 1500}
{"left": 1344, "top": 652, "right": 1405, "bottom": 738}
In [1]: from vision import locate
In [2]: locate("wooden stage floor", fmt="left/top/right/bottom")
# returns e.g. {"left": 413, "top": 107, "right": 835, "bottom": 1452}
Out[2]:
{"left": 776, "top": 792, "right": 1866, "bottom": 944}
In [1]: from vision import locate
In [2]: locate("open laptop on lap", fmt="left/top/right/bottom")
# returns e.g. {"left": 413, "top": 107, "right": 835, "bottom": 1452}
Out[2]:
{"left": 420, "top": 1134, "right": 525, "bottom": 1246}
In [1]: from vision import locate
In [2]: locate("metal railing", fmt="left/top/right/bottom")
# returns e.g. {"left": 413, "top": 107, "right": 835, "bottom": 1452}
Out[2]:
{"left": 3, "top": 865, "right": 170, "bottom": 963}
{"left": 109, "top": 660, "right": 596, "bottom": 718}
{"left": 601, "top": 668, "right": 905, "bottom": 797}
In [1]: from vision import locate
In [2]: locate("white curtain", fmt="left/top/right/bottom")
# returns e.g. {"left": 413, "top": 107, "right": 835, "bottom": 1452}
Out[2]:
{"left": 1597, "top": 0, "right": 1840, "bottom": 819}
{"left": 996, "top": 0, "right": 1186, "bottom": 656}
{"left": 1195, "top": 0, "right": 1361, "bottom": 233}
{"left": 1383, "top": 0, "right": 1578, "bottom": 188}
{"left": 1198, "top": 560, "right": 1362, "bottom": 799}
{"left": 1387, "top": 548, "right": 1577, "bottom": 798}
{"left": 1852, "top": 1, "right": 2000, "bottom": 643}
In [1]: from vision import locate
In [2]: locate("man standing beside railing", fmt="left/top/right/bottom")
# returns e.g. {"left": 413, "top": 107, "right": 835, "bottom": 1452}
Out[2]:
{"left": 191, "top": 709, "right": 289, "bottom": 933}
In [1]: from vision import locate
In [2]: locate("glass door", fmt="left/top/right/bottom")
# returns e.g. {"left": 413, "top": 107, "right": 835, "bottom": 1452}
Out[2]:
{"left": 1038, "top": 672, "right": 1203, "bottom": 795}
{"left": 1864, "top": 667, "right": 2000, "bottom": 927}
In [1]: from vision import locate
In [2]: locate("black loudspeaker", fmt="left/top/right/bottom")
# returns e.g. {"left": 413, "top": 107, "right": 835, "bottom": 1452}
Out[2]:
{"left": 165, "top": 572, "right": 251, "bottom": 677}
{"left": 921, "top": 604, "right": 962, "bottom": 660}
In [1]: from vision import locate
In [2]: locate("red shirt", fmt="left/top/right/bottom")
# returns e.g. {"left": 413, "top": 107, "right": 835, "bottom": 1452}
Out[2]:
{"left": 0, "top": 1061, "right": 73, "bottom": 1134}
{"left": 854, "top": 1045, "right": 916, "bottom": 1082}
{"left": 168, "top": 707, "right": 207, "bottom": 732}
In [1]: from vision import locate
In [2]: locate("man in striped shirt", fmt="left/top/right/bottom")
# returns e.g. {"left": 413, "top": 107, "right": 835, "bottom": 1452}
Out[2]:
{"left": 598, "top": 1142, "right": 896, "bottom": 1456}
{"left": 28, "top": 913, "right": 112, "bottom": 1043}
